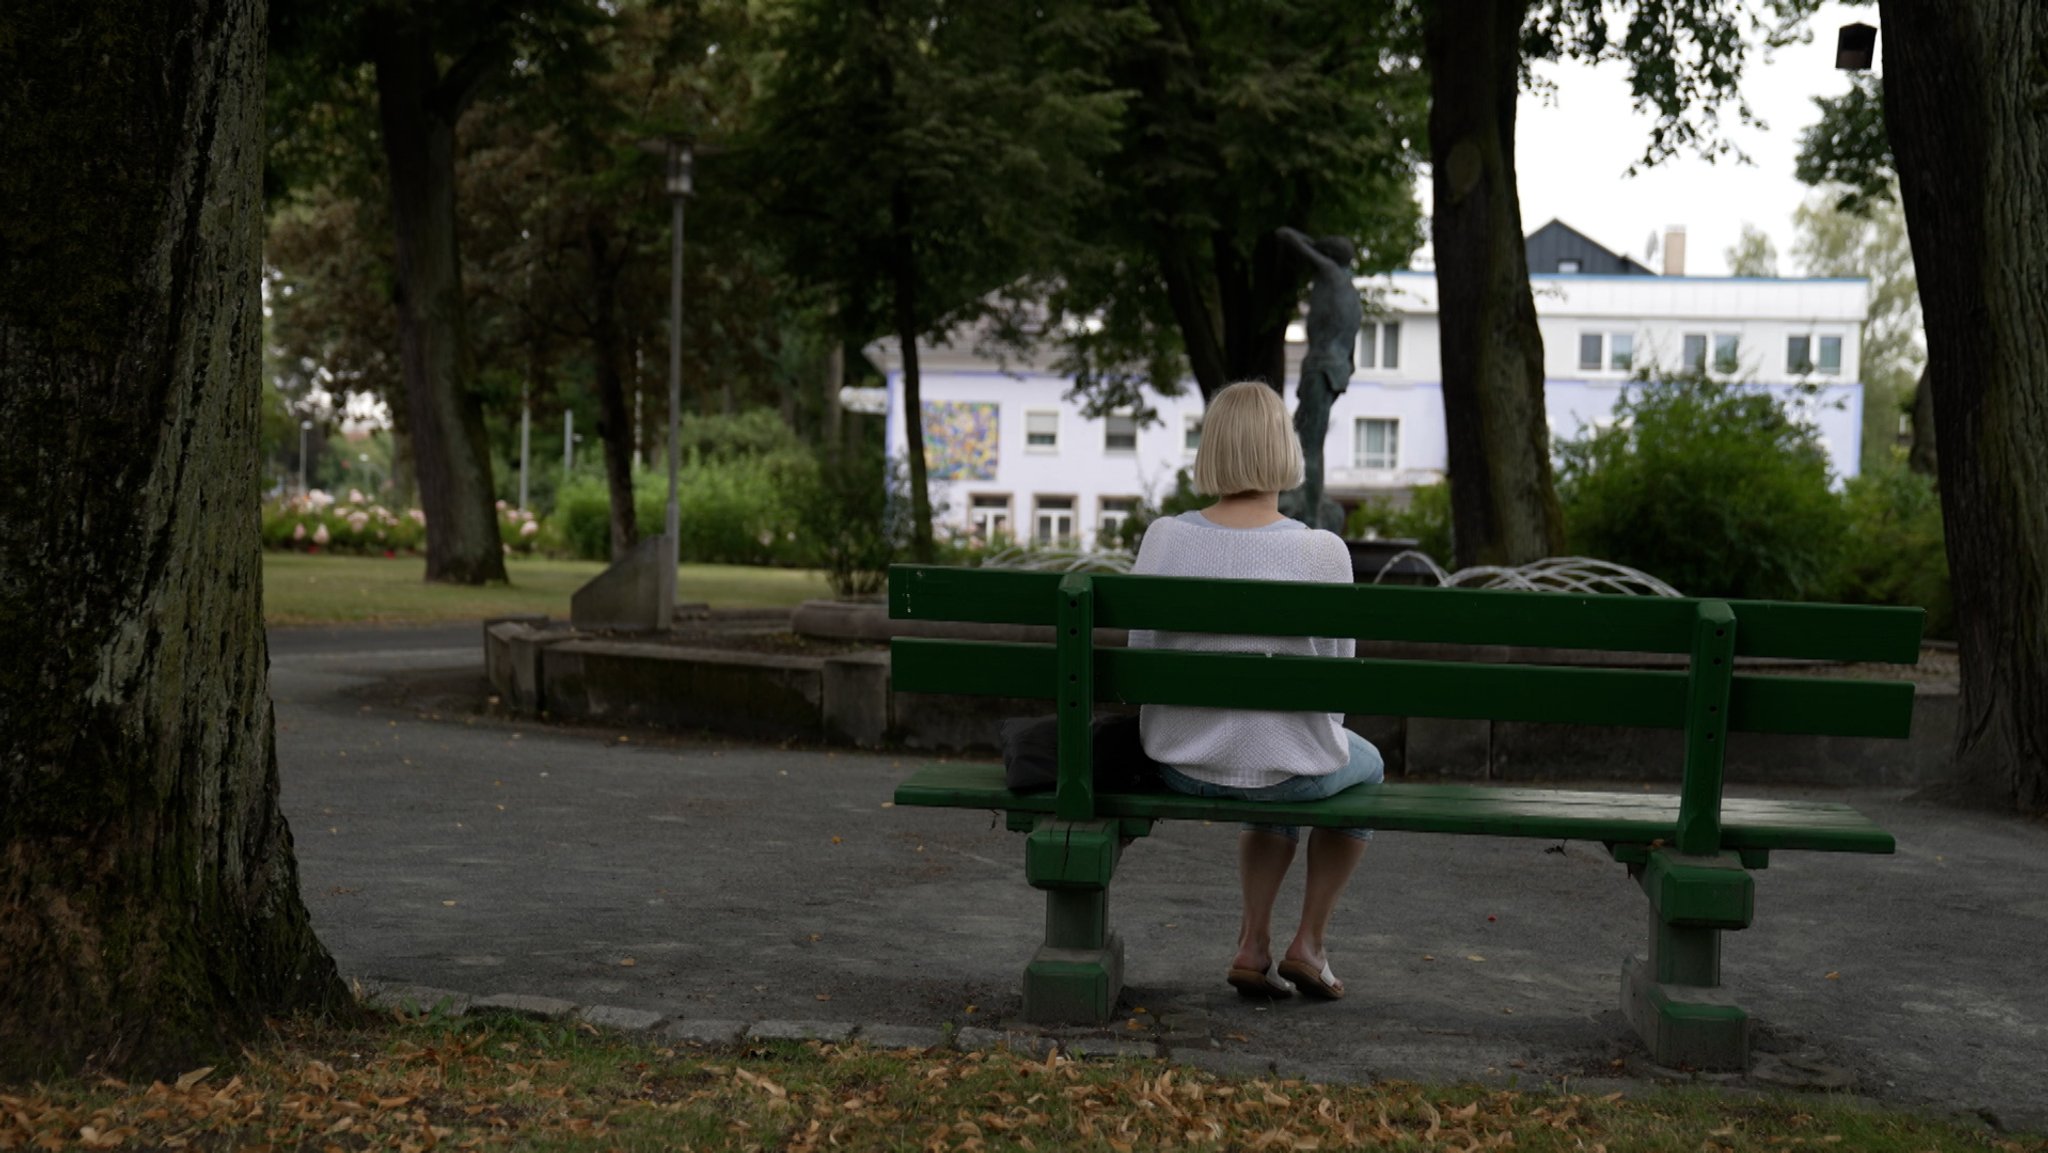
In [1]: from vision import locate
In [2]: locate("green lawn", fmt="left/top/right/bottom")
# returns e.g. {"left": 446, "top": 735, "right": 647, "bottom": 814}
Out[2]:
{"left": 2, "top": 1013, "right": 2029, "bottom": 1152}
{"left": 263, "top": 553, "right": 832, "bottom": 625}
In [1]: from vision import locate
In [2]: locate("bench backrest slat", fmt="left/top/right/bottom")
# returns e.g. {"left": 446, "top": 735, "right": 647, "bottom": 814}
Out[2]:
{"left": 890, "top": 638, "right": 1918, "bottom": 739}
{"left": 889, "top": 566, "right": 1925, "bottom": 664}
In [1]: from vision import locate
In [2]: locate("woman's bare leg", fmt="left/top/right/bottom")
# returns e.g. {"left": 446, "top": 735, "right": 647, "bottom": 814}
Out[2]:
{"left": 1285, "top": 829, "right": 1367, "bottom": 983}
{"left": 1232, "top": 830, "right": 1297, "bottom": 971}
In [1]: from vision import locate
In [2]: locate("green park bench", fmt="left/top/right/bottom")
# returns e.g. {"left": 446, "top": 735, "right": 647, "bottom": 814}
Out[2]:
{"left": 886, "top": 563, "right": 1922, "bottom": 1070}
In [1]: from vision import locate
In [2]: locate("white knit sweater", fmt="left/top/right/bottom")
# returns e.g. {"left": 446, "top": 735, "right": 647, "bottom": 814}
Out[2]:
{"left": 1128, "top": 511, "right": 1356, "bottom": 789}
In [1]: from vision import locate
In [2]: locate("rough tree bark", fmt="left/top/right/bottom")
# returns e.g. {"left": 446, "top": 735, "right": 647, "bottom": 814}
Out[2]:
{"left": 1879, "top": 0, "right": 2048, "bottom": 814}
{"left": 891, "top": 185, "right": 937, "bottom": 563}
{"left": 1424, "top": 0, "right": 1566, "bottom": 568}
{"left": 585, "top": 220, "right": 640, "bottom": 560}
{"left": 0, "top": 0, "right": 346, "bottom": 1076}
{"left": 369, "top": 10, "right": 509, "bottom": 585}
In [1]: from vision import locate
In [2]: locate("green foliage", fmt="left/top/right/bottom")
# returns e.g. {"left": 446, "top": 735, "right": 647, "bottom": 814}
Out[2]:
{"left": 1347, "top": 480, "right": 1453, "bottom": 565}
{"left": 1557, "top": 375, "right": 1847, "bottom": 600}
{"left": 1834, "top": 455, "right": 1953, "bottom": 638}
{"left": 1795, "top": 73, "right": 1894, "bottom": 215}
{"left": 1724, "top": 224, "right": 1778, "bottom": 277}
{"left": 791, "top": 452, "right": 913, "bottom": 598}
{"left": 1046, "top": 1, "right": 1427, "bottom": 410}
{"left": 548, "top": 413, "right": 819, "bottom": 566}
{"left": 1110, "top": 469, "right": 1208, "bottom": 550}
{"left": 1792, "top": 188, "right": 1923, "bottom": 475}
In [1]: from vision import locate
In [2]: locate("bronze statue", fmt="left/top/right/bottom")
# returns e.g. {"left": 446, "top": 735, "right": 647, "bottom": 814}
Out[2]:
{"left": 1276, "top": 227, "right": 1360, "bottom": 532}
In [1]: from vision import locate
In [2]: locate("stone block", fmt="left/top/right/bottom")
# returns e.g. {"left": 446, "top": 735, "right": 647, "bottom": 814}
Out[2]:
{"left": 854, "top": 1024, "right": 948, "bottom": 1051}
{"left": 571, "top": 534, "right": 672, "bottom": 632}
{"left": 472, "top": 993, "right": 579, "bottom": 1021}
{"left": 1620, "top": 956, "right": 1750, "bottom": 1072}
{"left": 954, "top": 1027, "right": 1054, "bottom": 1055}
{"left": 822, "top": 651, "right": 891, "bottom": 748}
{"left": 575, "top": 1005, "right": 666, "bottom": 1033}
{"left": 1169, "top": 1049, "right": 1277, "bottom": 1079}
{"left": 1405, "top": 717, "right": 1491, "bottom": 780}
{"left": 543, "top": 642, "right": 823, "bottom": 740}
{"left": 365, "top": 984, "right": 471, "bottom": 1018}
{"left": 1059, "top": 1038, "right": 1159, "bottom": 1061}
{"left": 747, "top": 1020, "right": 855, "bottom": 1043}
{"left": 660, "top": 1019, "right": 747, "bottom": 1046}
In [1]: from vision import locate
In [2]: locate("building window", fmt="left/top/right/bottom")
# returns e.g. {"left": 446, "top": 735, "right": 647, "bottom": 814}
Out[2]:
{"left": 1034, "top": 496, "right": 1075, "bottom": 544}
{"left": 1558, "top": 258, "right": 1582, "bottom": 274}
{"left": 1818, "top": 335, "right": 1842, "bottom": 375}
{"left": 1357, "top": 321, "right": 1401, "bottom": 370}
{"left": 1098, "top": 497, "right": 1137, "bottom": 543}
{"left": 968, "top": 494, "right": 1011, "bottom": 543}
{"left": 1713, "top": 334, "right": 1741, "bottom": 375}
{"left": 1610, "top": 332, "right": 1635, "bottom": 372}
{"left": 1354, "top": 418, "right": 1400, "bottom": 470}
{"left": 1579, "top": 333, "right": 1604, "bottom": 371}
{"left": 1788, "top": 335, "right": 1813, "bottom": 374}
{"left": 1183, "top": 416, "right": 1202, "bottom": 457}
{"left": 1104, "top": 412, "right": 1138, "bottom": 454}
{"left": 1025, "top": 410, "right": 1058, "bottom": 452}
{"left": 1683, "top": 334, "right": 1708, "bottom": 372}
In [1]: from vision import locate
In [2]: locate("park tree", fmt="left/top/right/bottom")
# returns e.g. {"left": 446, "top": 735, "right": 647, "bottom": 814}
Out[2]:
{"left": 752, "top": 0, "right": 1124, "bottom": 560}
{"left": 1045, "top": 0, "right": 1427, "bottom": 412}
{"left": 1725, "top": 224, "right": 1779, "bottom": 277}
{"left": 0, "top": 0, "right": 346, "bottom": 1074}
{"left": 270, "top": 0, "right": 604, "bottom": 584}
{"left": 1790, "top": 191, "right": 1922, "bottom": 474}
{"left": 1875, "top": 0, "right": 2048, "bottom": 814}
{"left": 1425, "top": 0, "right": 1814, "bottom": 568}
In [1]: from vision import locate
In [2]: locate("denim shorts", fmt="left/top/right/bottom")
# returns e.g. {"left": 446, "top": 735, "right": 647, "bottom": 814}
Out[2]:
{"left": 1158, "top": 730, "right": 1386, "bottom": 842}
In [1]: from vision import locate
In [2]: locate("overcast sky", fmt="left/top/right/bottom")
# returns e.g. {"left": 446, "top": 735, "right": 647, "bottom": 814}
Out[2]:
{"left": 1429, "top": 1, "right": 1880, "bottom": 278}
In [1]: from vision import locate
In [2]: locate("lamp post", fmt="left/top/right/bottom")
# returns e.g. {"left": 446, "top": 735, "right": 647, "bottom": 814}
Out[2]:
{"left": 298, "top": 419, "right": 313, "bottom": 496}
{"left": 661, "top": 138, "right": 693, "bottom": 628}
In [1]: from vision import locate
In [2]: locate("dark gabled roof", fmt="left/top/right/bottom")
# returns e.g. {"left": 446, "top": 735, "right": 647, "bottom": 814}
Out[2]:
{"left": 1525, "top": 219, "right": 1658, "bottom": 277}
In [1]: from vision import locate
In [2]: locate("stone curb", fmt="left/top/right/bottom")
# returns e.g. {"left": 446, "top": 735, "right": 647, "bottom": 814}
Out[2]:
{"left": 347, "top": 977, "right": 1862, "bottom": 1102}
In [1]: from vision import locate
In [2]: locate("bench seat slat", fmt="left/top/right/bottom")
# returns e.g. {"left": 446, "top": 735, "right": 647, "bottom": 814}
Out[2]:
{"left": 892, "top": 763, "right": 1895, "bottom": 854}
{"left": 892, "top": 640, "right": 1917, "bottom": 739}
{"left": 889, "top": 566, "right": 1925, "bottom": 664}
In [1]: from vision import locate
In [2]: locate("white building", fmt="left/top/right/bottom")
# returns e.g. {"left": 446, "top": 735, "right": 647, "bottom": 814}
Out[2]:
{"left": 874, "top": 226, "right": 1869, "bottom": 550}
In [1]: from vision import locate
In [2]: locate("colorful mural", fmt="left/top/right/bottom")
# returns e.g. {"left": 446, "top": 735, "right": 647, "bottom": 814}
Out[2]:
{"left": 921, "top": 401, "right": 999, "bottom": 481}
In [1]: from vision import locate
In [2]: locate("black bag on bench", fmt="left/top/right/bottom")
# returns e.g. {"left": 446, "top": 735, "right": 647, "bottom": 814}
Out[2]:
{"left": 1000, "top": 713, "right": 1164, "bottom": 793}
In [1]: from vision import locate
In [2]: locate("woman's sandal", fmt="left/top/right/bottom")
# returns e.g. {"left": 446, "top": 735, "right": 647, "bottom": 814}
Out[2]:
{"left": 1276, "top": 958, "right": 1344, "bottom": 1001}
{"left": 1226, "top": 963, "right": 1297, "bottom": 999}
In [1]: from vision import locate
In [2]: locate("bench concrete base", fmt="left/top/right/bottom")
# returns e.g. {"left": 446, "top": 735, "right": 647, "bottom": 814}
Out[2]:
{"left": 1621, "top": 956, "right": 1751, "bottom": 1071}
{"left": 1023, "top": 937, "right": 1125, "bottom": 1025}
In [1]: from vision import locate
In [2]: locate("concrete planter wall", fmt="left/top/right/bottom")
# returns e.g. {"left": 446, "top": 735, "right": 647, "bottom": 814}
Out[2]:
{"left": 484, "top": 620, "right": 1958, "bottom": 788}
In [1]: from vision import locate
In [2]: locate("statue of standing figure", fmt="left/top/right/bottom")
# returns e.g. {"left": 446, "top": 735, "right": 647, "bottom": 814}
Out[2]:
{"left": 1275, "top": 227, "right": 1361, "bottom": 533}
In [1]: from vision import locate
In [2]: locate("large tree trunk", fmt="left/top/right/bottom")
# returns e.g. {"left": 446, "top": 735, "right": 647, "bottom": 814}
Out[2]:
{"left": 1216, "top": 229, "right": 1294, "bottom": 394}
{"left": 370, "top": 12, "right": 508, "bottom": 585}
{"left": 892, "top": 187, "right": 937, "bottom": 563}
{"left": 0, "top": 0, "right": 345, "bottom": 1076}
{"left": 1424, "top": 0, "right": 1565, "bottom": 568}
{"left": 586, "top": 221, "right": 640, "bottom": 560}
{"left": 1879, "top": 0, "right": 2048, "bottom": 814}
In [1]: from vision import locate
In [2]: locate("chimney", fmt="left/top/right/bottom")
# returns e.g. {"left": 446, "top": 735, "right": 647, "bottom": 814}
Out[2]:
{"left": 1662, "top": 226, "right": 1687, "bottom": 276}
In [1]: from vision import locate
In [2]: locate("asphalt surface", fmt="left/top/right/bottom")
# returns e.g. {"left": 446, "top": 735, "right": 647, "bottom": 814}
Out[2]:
{"left": 270, "top": 622, "right": 2048, "bottom": 1131}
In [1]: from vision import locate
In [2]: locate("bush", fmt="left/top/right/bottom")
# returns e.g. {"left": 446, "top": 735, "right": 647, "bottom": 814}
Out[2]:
{"left": 1347, "top": 480, "right": 1453, "bottom": 564}
{"left": 792, "top": 451, "right": 912, "bottom": 597}
{"left": 1833, "top": 455, "right": 1953, "bottom": 637}
{"left": 261, "top": 490, "right": 426, "bottom": 555}
{"left": 1556, "top": 376, "right": 1846, "bottom": 600}
{"left": 547, "top": 448, "right": 818, "bottom": 567}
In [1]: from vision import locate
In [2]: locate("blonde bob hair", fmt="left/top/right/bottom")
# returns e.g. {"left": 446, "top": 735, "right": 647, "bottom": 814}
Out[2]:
{"left": 1191, "top": 380, "right": 1304, "bottom": 496}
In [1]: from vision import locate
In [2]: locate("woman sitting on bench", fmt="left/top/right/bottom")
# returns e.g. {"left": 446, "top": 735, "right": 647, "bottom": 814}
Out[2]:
{"left": 1128, "top": 380, "right": 1384, "bottom": 1002}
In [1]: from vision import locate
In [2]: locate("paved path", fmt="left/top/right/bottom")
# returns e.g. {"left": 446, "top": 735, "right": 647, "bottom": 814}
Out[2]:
{"left": 271, "top": 623, "right": 2048, "bottom": 1131}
